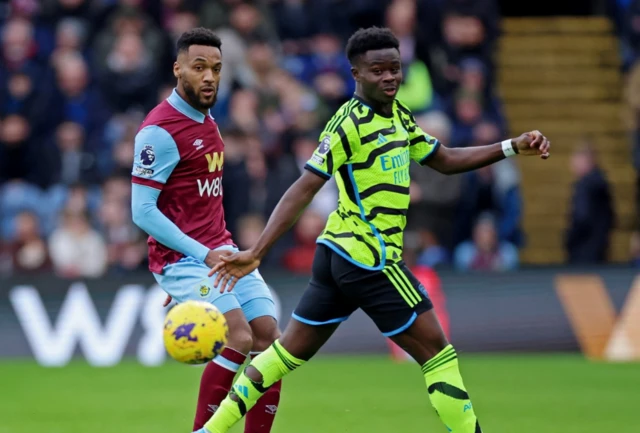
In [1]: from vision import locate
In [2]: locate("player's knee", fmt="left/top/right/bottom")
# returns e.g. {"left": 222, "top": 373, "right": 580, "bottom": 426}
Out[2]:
{"left": 227, "top": 328, "right": 253, "bottom": 355}
{"left": 252, "top": 328, "right": 280, "bottom": 352}
{"left": 249, "top": 316, "right": 280, "bottom": 352}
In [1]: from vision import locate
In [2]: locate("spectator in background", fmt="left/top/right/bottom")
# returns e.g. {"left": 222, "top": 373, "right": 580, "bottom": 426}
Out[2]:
{"left": 441, "top": 0, "right": 499, "bottom": 94}
{"left": 219, "top": 128, "right": 251, "bottom": 237}
{"left": 1, "top": 65, "right": 56, "bottom": 134}
{"left": 53, "top": 52, "right": 111, "bottom": 142}
{"left": 449, "top": 89, "right": 484, "bottom": 148}
{"left": 56, "top": 183, "right": 93, "bottom": 218}
{"left": 201, "top": 0, "right": 277, "bottom": 41}
{"left": 387, "top": 0, "right": 434, "bottom": 113}
{"left": 306, "top": 33, "right": 354, "bottom": 113}
{"left": 244, "top": 136, "right": 270, "bottom": 215}
{"left": 415, "top": 229, "right": 449, "bottom": 269}
{"left": 564, "top": 143, "right": 615, "bottom": 264}
{"left": 40, "top": 0, "right": 97, "bottom": 27}
{"left": 234, "top": 212, "right": 284, "bottom": 268}
{"left": 1, "top": 17, "right": 39, "bottom": 72}
{"left": 98, "top": 197, "right": 146, "bottom": 272}
{"left": 162, "top": 4, "right": 200, "bottom": 48}
{"left": 4, "top": 211, "right": 51, "bottom": 274}
{"left": 44, "top": 121, "right": 100, "bottom": 187}
{"left": 226, "top": 87, "right": 261, "bottom": 135}
{"left": 282, "top": 209, "right": 325, "bottom": 274}
{"left": 454, "top": 212, "right": 519, "bottom": 272}
{"left": 0, "top": 114, "right": 36, "bottom": 185}
{"left": 101, "top": 174, "right": 132, "bottom": 206}
{"left": 269, "top": 0, "right": 323, "bottom": 53}
{"left": 92, "top": 5, "right": 166, "bottom": 71}
{"left": 110, "top": 137, "right": 135, "bottom": 174}
{"left": 266, "top": 132, "right": 338, "bottom": 220}
{"left": 50, "top": 17, "right": 90, "bottom": 66}
{"left": 100, "top": 110, "right": 145, "bottom": 176}
{"left": 236, "top": 213, "right": 267, "bottom": 251}
{"left": 48, "top": 209, "right": 108, "bottom": 278}
{"left": 454, "top": 120, "right": 523, "bottom": 247}
{"left": 407, "top": 110, "right": 461, "bottom": 251}
{"left": 98, "top": 31, "right": 159, "bottom": 113}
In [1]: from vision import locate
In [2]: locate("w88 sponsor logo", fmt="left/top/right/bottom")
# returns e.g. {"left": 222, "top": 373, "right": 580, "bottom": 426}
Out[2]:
{"left": 197, "top": 177, "right": 222, "bottom": 197}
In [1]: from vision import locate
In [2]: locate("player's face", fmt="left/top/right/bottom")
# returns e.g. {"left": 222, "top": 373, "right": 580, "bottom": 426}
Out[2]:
{"left": 175, "top": 45, "right": 222, "bottom": 111}
{"left": 353, "top": 48, "right": 402, "bottom": 105}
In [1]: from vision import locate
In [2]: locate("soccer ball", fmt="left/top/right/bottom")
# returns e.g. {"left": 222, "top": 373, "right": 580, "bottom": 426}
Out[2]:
{"left": 163, "top": 300, "right": 229, "bottom": 364}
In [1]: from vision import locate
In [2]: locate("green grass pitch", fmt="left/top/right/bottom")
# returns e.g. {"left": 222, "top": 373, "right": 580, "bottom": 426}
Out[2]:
{"left": 2, "top": 354, "right": 638, "bottom": 433}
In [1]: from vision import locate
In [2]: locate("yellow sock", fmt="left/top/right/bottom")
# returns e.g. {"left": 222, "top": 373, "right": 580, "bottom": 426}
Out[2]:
{"left": 423, "top": 345, "right": 481, "bottom": 433}
{"left": 204, "top": 341, "right": 304, "bottom": 433}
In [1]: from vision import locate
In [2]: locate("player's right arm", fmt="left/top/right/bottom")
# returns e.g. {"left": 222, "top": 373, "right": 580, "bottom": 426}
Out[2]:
{"left": 131, "top": 125, "right": 211, "bottom": 264}
{"left": 210, "top": 122, "right": 357, "bottom": 290}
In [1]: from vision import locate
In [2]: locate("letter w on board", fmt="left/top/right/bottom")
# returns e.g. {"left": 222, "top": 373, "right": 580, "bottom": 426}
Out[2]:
{"left": 555, "top": 275, "right": 640, "bottom": 361}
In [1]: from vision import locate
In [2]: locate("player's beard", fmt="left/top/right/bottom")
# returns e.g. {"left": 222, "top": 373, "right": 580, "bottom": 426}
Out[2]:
{"left": 183, "top": 81, "right": 217, "bottom": 111}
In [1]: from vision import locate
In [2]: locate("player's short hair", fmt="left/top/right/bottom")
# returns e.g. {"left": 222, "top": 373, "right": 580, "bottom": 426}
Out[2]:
{"left": 345, "top": 27, "right": 399, "bottom": 64}
{"left": 176, "top": 27, "right": 222, "bottom": 54}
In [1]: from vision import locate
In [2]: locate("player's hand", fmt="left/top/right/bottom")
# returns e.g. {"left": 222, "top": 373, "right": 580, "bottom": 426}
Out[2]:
{"left": 208, "top": 250, "right": 261, "bottom": 293}
{"left": 512, "top": 130, "right": 551, "bottom": 159}
{"left": 204, "top": 249, "right": 234, "bottom": 269}
{"left": 163, "top": 295, "right": 172, "bottom": 307}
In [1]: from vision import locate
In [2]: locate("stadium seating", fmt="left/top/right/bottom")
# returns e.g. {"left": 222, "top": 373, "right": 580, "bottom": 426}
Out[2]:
{"left": 498, "top": 16, "right": 635, "bottom": 264}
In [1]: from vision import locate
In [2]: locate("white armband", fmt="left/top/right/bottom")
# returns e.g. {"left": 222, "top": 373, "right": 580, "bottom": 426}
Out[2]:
{"left": 501, "top": 139, "right": 517, "bottom": 157}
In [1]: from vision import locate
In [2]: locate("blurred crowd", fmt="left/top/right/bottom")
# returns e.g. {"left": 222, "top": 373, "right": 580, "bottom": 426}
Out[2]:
{"left": 0, "top": 0, "right": 522, "bottom": 278}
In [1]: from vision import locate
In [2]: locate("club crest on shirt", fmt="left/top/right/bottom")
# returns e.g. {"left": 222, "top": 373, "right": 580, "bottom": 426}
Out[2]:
{"left": 318, "top": 134, "right": 331, "bottom": 155}
{"left": 140, "top": 144, "right": 156, "bottom": 166}
{"left": 199, "top": 285, "right": 211, "bottom": 297}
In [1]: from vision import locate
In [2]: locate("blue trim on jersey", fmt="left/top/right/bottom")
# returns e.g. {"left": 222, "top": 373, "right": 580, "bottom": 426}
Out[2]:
{"left": 292, "top": 312, "right": 350, "bottom": 326}
{"left": 382, "top": 312, "right": 418, "bottom": 337}
{"left": 167, "top": 89, "right": 208, "bottom": 124}
{"left": 131, "top": 183, "right": 210, "bottom": 262}
{"left": 347, "top": 164, "right": 386, "bottom": 270}
{"left": 304, "top": 163, "right": 331, "bottom": 180}
{"left": 316, "top": 239, "right": 383, "bottom": 271}
{"left": 132, "top": 125, "right": 180, "bottom": 184}
{"left": 418, "top": 139, "right": 441, "bottom": 166}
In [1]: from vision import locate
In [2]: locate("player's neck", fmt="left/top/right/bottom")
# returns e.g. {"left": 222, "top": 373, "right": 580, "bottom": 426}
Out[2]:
{"left": 354, "top": 90, "right": 393, "bottom": 117}
{"left": 176, "top": 85, "right": 209, "bottom": 116}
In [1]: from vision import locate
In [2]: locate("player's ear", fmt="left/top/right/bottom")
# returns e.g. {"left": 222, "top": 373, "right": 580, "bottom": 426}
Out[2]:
{"left": 173, "top": 61, "right": 180, "bottom": 79}
{"left": 351, "top": 65, "right": 360, "bottom": 83}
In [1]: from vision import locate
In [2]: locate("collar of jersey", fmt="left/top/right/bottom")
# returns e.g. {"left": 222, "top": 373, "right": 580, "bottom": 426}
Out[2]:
{"left": 167, "top": 88, "right": 210, "bottom": 124}
{"left": 352, "top": 94, "right": 394, "bottom": 119}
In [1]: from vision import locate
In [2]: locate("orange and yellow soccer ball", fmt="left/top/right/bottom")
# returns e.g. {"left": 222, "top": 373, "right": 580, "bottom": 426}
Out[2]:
{"left": 163, "top": 300, "right": 229, "bottom": 364}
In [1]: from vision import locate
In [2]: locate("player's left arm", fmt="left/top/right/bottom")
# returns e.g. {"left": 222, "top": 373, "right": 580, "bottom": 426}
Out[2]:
{"left": 425, "top": 131, "right": 551, "bottom": 175}
{"left": 400, "top": 103, "right": 550, "bottom": 174}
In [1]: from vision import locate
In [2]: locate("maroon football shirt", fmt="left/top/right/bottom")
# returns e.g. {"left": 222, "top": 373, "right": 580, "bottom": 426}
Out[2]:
{"left": 132, "top": 90, "right": 234, "bottom": 273}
